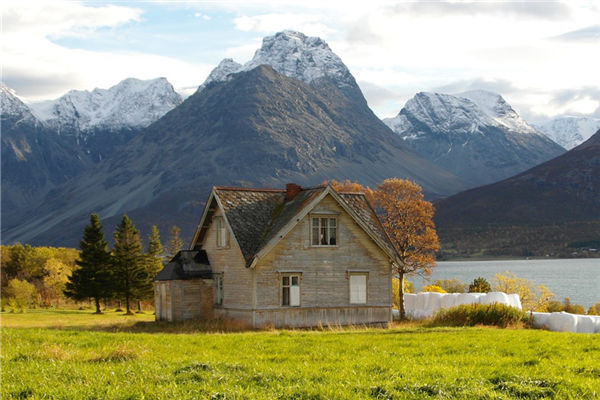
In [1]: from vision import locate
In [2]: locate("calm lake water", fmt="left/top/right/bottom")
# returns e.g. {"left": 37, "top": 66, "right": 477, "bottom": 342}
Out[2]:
{"left": 408, "top": 258, "right": 600, "bottom": 308}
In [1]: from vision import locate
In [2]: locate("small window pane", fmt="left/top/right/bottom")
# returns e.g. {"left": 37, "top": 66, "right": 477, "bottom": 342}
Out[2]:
{"left": 329, "top": 227, "right": 336, "bottom": 245}
{"left": 321, "top": 218, "right": 328, "bottom": 245}
{"left": 283, "top": 276, "right": 289, "bottom": 286}
{"left": 291, "top": 276, "right": 298, "bottom": 286}
{"left": 282, "top": 287, "right": 290, "bottom": 306}
{"left": 350, "top": 275, "right": 367, "bottom": 304}
{"left": 290, "top": 285, "right": 300, "bottom": 306}
{"left": 329, "top": 218, "right": 336, "bottom": 227}
{"left": 312, "top": 218, "right": 320, "bottom": 245}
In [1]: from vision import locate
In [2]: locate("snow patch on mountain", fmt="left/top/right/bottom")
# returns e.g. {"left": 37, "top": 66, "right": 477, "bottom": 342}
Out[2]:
{"left": 31, "top": 77, "right": 182, "bottom": 134}
{"left": 383, "top": 91, "right": 541, "bottom": 139}
{"left": 0, "top": 82, "right": 40, "bottom": 126}
{"left": 535, "top": 116, "right": 600, "bottom": 149}
{"left": 198, "top": 30, "right": 354, "bottom": 92}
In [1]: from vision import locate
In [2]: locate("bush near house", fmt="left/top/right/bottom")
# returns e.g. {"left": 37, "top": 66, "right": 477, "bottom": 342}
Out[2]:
{"left": 430, "top": 303, "right": 528, "bottom": 328}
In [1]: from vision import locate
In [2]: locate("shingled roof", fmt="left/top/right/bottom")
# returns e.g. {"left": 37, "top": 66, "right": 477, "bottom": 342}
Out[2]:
{"left": 155, "top": 250, "right": 212, "bottom": 281}
{"left": 191, "top": 184, "right": 399, "bottom": 267}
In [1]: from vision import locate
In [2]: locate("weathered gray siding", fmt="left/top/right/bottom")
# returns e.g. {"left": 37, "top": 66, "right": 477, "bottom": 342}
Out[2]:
{"left": 252, "top": 194, "right": 392, "bottom": 327}
{"left": 154, "top": 280, "right": 214, "bottom": 322}
{"left": 201, "top": 208, "right": 254, "bottom": 310}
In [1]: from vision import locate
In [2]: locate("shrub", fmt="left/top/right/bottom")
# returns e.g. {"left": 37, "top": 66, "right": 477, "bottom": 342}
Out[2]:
{"left": 587, "top": 302, "right": 600, "bottom": 316}
{"left": 562, "top": 298, "right": 586, "bottom": 315}
{"left": 546, "top": 300, "right": 564, "bottom": 313}
{"left": 492, "top": 271, "right": 554, "bottom": 311}
{"left": 433, "top": 278, "right": 465, "bottom": 293}
{"left": 468, "top": 277, "right": 491, "bottom": 293}
{"left": 430, "top": 303, "right": 527, "bottom": 328}
{"left": 421, "top": 285, "right": 446, "bottom": 293}
{"left": 4, "top": 278, "right": 39, "bottom": 312}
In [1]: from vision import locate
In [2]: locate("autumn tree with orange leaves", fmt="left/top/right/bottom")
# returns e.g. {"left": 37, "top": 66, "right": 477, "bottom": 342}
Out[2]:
{"left": 328, "top": 178, "right": 439, "bottom": 319}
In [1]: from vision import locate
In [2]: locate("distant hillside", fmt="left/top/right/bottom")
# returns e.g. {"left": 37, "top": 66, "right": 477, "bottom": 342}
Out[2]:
{"left": 434, "top": 129, "right": 600, "bottom": 258}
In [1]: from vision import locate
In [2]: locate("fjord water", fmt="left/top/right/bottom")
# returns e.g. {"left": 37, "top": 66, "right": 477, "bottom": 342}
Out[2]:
{"left": 411, "top": 259, "right": 600, "bottom": 308}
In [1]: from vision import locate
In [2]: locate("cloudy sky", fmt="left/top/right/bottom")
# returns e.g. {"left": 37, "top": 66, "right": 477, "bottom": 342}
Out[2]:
{"left": 2, "top": 0, "right": 599, "bottom": 121}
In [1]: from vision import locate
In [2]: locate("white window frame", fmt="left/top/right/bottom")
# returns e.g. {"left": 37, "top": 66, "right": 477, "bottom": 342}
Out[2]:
{"left": 281, "top": 274, "right": 301, "bottom": 307}
{"left": 214, "top": 273, "right": 223, "bottom": 306}
{"left": 349, "top": 273, "right": 367, "bottom": 304}
{"left": 310, "top": 216, "right": 338, "bottom": 247}
{"left": 215, "top": 216, "right": 228, "bottom": 248}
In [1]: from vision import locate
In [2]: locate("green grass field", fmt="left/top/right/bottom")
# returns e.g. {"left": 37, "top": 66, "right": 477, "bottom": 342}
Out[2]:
{"left": 1, "top": 310, "right": 599, "bottom": 399}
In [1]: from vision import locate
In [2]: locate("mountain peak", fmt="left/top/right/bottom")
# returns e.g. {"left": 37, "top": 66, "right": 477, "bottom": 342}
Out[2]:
{"left": 0, "top": 82, "right": 40, "bottom": 125}
{"left": 198, "top": 30, "right": 355, "bottom": 92}
{"left": 31, "top": 77, "right": 182, "bottom": 133}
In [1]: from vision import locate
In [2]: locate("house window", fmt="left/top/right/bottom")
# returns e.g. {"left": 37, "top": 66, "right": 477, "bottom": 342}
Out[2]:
{"left": 215, "top": 216, "right": 228, "bottom": 248}
{"left": 214, "top": 274, "right": 223, "bottom": 305}
{"left": 282, "top": 274, "right": 300, "bottom": 306}
{"left": 349, "top": 274, "right": 367, "bottom": 304}
{"left": 311, "top": 217, "right": 337, "bottom": 246}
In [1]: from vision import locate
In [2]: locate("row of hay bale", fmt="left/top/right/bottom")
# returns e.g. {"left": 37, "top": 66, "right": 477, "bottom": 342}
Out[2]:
{"left": 401, "top": 292, "right": 522, "bottom": 319}
{"left": 531, "top": 312, "right": 600, "bottom": 333}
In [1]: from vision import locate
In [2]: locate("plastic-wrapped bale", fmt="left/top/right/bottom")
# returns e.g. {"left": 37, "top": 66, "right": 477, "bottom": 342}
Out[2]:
{"left": 403, "top": 294, "right": 417, "bottom": 319}
{"left": 455, "top": 293, "right": 481, "bottom": 307}
{"left": 440, "top": 293, "right": 459, "bottom": 310}
{"left": 423, "top": 292, "right": 444, "bottom": 317}
{"left": 531, "top": 312, "right": 551, "bottom": 329}
{"left": 576, "top": 315, "right": 597, "bottom": 333}
{"left": 548, "top": 312, "right": 579, "bottom": 333}
{"left": 593, "top": 315, "right": 600, "bottom": 333}
{"left": 480, "top": 292, "right": 510, "bottom": 306}
{"left": 507, "top": 294, "right": 522, "bottom": 310}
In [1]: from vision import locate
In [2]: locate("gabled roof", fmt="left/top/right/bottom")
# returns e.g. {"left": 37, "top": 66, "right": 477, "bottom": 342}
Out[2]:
{"left": 190, "top": 184, "right": 400, "bottom": 267}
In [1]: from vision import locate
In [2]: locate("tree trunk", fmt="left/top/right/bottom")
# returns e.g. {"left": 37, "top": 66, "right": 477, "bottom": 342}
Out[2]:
{"left": 398, "top": 271, "right": 406, "bottom": 320}
{"left": 94, "top": 297, "right": 102, "bottom": 314}
{"left": 125, "top": 295, "right": 133, "bottom": 315}
{"left": 137, "top": 300, "right": 141, "bottom": 313}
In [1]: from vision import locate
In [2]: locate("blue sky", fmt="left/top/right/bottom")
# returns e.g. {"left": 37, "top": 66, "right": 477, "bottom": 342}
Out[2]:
{"left": 3, "top": 0, "right": 599, "bottom": 121}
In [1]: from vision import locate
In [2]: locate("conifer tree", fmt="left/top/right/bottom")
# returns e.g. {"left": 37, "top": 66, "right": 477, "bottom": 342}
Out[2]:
{"left": 137, "top": 225, "right": 164, "bottom": 306}
{"left": 112, "top": 215, "right": 148, "bottom": 315}
{"left": 166, "top": 225, "right": 184, "bottom": 258}
{"left": 64, "top": 214, "right": 112, "bottom": 313}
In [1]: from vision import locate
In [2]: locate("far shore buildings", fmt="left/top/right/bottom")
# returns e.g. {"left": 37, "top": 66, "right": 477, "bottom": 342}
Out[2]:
{"left": 154, "top": 183, "right": 400, "bottom": 328}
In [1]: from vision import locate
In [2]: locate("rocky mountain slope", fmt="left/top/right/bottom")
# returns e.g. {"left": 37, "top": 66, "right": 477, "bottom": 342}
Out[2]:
{"left": 3, "top": 37, "right": 467, "bottom": 246}
{"left": 383, "top": 91, "right": 565, "bottom": 187}
{"left": 31, "top": 78, "right": 182, "bottom": 161}
{"left": 1, "top": 84, "right": 91, "bottom": 223}
{"left": 535, "top": 116, "right": 600, "bottom": 150}
{"left": 434, "top": 129, "right": 600, "bottom": 257}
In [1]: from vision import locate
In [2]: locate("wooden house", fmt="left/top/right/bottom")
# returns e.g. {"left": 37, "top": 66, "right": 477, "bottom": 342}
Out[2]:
{"left": 154, "top": 183, "right": 400, "bottom": 328}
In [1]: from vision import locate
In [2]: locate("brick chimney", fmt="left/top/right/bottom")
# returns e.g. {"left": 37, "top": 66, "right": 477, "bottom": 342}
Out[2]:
{"left": 285, "top": 183, "right": 302, "bottom": 201}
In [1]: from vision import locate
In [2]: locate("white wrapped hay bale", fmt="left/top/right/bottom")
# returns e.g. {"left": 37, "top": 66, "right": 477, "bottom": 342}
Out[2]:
{"left": 548, "top": 312, "right": 579, "bottom": 332}
{"left": 531, "top": 312, "right": 551, "bottom": 329}
{"left": 403, "top": 294, "right": 417, "bottom": 319}
{"left": 576, "top": 315, "right": 596, "bottom": 333}
{"left": 480, "top": 292, "right": 510, "bottom": 306}
{"left": 594, "top": 315, "right": 600, "bottom": 333}
{"left": 440, "top": 293, "right": 459, "bottom": 310}
{"left": 455, "top": 293, "right": 481, "bottom": 306}
{"left": 507, "top": 294, "right": 522, "bottom": 310}
{"left": 423, "top": 292, "right": 444, "bottom": 317}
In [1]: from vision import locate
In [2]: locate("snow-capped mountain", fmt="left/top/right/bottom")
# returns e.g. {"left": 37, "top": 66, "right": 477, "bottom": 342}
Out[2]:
{"left": 32, "top": 77, "right": 182, "bottom": 134}
{"left": 383, "top": 91, "right": 565, "bottom": 187}
{"left": 198, "top": 30, "right": 355, "bottom": 92}
{"left": 1, "top": 82, "right": 41, "bottom": 127}
{"left": 535, "top": 116, "right": 600, "bottom": 150}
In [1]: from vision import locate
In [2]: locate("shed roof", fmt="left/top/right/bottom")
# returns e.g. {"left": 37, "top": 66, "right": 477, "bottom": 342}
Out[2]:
{"left": 154, "top": 250, "right": 212, "bottom": 281}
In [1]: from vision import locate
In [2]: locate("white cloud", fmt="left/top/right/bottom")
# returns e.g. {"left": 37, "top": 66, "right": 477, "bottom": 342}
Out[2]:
{"left": 1, "top": 0, "right": 210, "bottom": 100}
{"left": 233, "top": 13, "right": 336, "bottom": 38}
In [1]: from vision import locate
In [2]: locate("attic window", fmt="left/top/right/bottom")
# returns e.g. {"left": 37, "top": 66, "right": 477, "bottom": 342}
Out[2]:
{"left": 215, "top": 216, "right": 228, "bottom": 248}
{"left": 311, "top": 217, "right": 337, "bottom": 246}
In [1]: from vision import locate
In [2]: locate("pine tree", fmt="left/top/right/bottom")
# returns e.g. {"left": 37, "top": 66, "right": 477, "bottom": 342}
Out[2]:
{"left": 166, "top": 225, "right": 184, "bottom": 258}
{"left": 112, "top": 215, "right": 149, "bottom": 315}
{"left": 64, "top": 214, "right": 112, "bottom": 313}
{"left": 137, "top": 225, "right": 164, "bottom": 309}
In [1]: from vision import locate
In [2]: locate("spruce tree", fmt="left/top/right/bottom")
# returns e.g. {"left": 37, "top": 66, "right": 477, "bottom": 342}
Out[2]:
{"left": 112, "top": 215, "right": 148, "bottom": 315}
{"left": 138, "top": 225, "right": 164, "bottom": 307}
{"left": 64, "top": 214, "right": 112, "bottom": 313}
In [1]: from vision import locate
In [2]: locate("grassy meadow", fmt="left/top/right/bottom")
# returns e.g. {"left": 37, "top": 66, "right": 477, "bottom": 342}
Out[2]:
{"left": 1, "top": 310, "right": 599, "bottom": 399}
